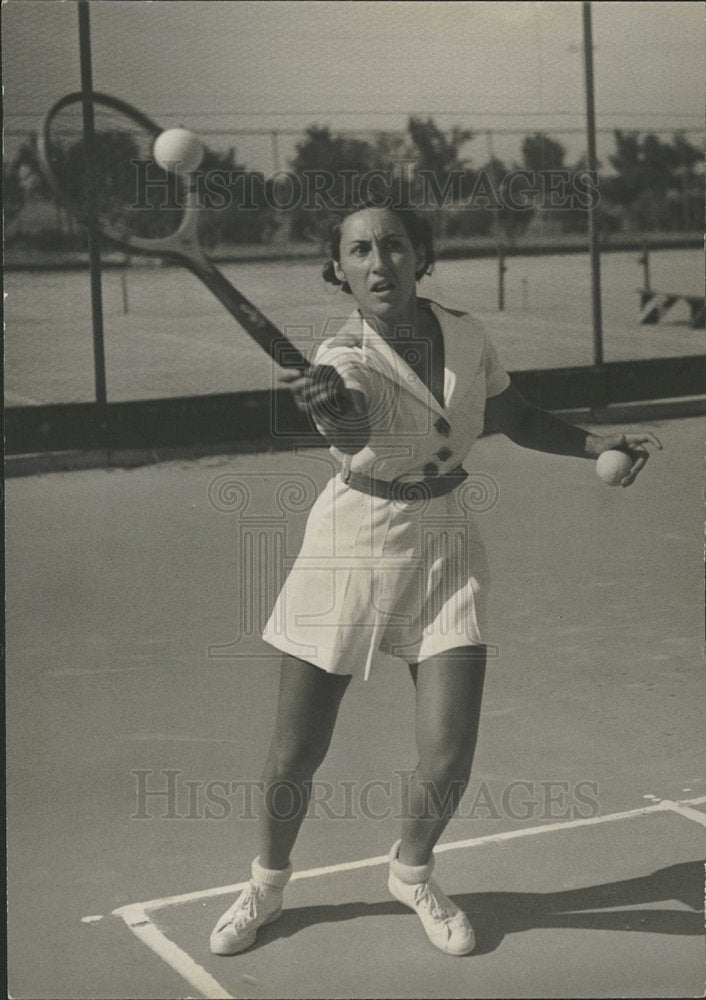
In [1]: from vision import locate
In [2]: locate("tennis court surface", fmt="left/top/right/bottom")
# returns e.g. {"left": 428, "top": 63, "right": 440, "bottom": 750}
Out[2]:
{"left": 6, "top": 414, "right": 704, "bottom": 998}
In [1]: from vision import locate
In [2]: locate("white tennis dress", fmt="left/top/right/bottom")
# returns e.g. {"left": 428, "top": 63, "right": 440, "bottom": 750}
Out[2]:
{"left": 262, "top": 298, "right": 511, "bottom": 679}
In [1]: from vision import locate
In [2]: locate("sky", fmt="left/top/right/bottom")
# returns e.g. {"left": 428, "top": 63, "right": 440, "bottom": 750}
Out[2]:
{"left": 3, "top": 1, "right": 704, "bottom": 171}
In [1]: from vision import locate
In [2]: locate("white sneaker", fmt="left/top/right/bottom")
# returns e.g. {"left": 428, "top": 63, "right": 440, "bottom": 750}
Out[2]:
{"left": 210, "top": 857, "right": 292, "bottom": 956}
{"left": 388, "top": 842, "right": 475, "bottom": 956}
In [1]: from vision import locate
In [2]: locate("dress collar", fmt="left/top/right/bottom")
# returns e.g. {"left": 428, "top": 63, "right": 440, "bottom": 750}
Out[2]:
{"left": 358, "top": 299, "right": 456, "bottom": 415}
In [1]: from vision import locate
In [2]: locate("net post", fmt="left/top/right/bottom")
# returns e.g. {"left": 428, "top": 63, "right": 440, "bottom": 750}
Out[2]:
{"left": 77, "top": 0, "right": 109, "bottom": 441}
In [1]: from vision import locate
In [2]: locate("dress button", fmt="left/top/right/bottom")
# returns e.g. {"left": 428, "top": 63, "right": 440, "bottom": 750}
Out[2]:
{"left": 423, "top": 462, "right": 439, "bottom": 478}
{"left": 435, "top": 446, "right": 453, "bottom": 462}
{"left": 434, "top": 416, "right": 450, "bottom": 437}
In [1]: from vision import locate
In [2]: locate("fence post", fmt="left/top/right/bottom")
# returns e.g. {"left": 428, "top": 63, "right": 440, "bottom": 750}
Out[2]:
{"left": 582, "top": 0, "right": 606, "bottom": 414}
{"left": 271, "top": 131, "right": 281, "bottom": 173}
{"left": 638, "top": 240, "right": 651, "bottom": 292}
{"left": 497, "top": 246, "right": 506, "bottom": 311}
{"left": 77, "top": 1, "right": 109, "bottom": 444}
{"left": 120, "top": 263, "right": 129, "bottom": 314}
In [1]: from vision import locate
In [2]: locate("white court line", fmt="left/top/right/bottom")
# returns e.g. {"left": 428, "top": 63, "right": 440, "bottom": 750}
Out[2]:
{"left": 45, "top": 667, "right": 147, "bottom": 677}
{"left": 114, "top": 796, "right": 706, "bottom": 915}
{"left": 117, "top": 904, "right": 233, "bottom": 1000}
{"left": 665, "top": 801, "right": 706, "bottom": 827}
{"left": 125, "top": 733, "right": 246, "bottom": 745}
{"left": 109, "top": 795, "right": 706, "bottom": 1000}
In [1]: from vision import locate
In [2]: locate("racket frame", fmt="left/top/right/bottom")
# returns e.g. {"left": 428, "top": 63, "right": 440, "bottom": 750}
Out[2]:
{"left": 38, "top": 90, "right": 310, "bottom": 371}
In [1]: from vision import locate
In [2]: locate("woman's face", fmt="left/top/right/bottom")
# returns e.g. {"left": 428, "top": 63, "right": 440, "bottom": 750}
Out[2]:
{"left": 333, "top": 208, "right": 425, "bottom": 323}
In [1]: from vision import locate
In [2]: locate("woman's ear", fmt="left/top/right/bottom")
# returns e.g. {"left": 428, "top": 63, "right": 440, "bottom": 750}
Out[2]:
{"left": 333, "top": 260, "right": 346, "bottom": 284}
{"left": 414, "top": 244, "right": 427, "bottom": 278}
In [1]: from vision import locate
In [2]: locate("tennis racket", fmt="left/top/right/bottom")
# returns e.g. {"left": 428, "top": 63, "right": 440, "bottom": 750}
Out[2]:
{"left": 37, "top": 91, "right": 310, "bottom": 371}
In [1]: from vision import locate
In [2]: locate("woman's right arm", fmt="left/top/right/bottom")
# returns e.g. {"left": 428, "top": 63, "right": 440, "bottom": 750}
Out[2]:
{"left": 280, "top": 365, "right": 371, "bottom": 454}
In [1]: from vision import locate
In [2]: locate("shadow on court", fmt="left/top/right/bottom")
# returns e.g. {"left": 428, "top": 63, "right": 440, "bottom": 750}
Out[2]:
{"left": 163, "top": 809, "right": 706, "bottom": 999}
{"left": 243, "top": 859, "right": 704, "bottom": 958}
{"left": 7, "top": 415, "right": 705, "bottom": 999}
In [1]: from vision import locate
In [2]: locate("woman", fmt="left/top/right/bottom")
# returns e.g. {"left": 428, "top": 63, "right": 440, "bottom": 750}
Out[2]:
{"left": 210, "top": 201, "right": 660, "bottom": 957}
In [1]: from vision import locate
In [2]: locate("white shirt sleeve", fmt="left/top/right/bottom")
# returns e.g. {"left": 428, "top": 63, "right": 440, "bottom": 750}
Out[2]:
{"left": 313, "top": 343, "right": 371, "bottom": 400}
{"left": 482, "top": 332, "right": 511, "bottom": 398}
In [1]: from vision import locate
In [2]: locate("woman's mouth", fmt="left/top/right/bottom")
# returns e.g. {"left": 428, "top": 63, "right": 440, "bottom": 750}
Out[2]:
{"left": 370, "top": 280, "right": 395, "bottom": 293}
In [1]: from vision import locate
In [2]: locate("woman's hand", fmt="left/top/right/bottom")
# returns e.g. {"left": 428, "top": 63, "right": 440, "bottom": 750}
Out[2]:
{"left": 279, "top": 364, "right": 352, "bottom": 419}
{"left": 585, "top": 431, "right": 663, "bottom": 487}
{"left": 485, "top": 385, "right": 663, "bottom": 487}
{"left": 279, "top": 365, "right": 370, "bottom": 454}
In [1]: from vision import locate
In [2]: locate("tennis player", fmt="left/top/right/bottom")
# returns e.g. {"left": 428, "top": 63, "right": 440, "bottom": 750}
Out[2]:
{"left": 210, "top": 200, "right": 660, "bottom": 957}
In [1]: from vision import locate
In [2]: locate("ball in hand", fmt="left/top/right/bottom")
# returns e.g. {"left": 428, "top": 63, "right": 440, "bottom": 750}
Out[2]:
{"left": 595, "top": 449, "right": 632, "bottom": 486}
{"left": 153, "top": 128, "right": 204, "bottom": 173}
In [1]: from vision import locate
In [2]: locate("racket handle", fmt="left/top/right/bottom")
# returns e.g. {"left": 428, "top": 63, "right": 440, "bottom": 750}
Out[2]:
{"left": 189, "top": 257, "right": 311, "bottom": 371}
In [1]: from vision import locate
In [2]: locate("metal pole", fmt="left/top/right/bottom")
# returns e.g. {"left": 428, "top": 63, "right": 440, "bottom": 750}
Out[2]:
{"left": 121, "top": 265, "right": 129, "bottom": 314}
{"left": 639, "top": 241, "right": 651, "bottom": 292}
{"left": 582, "top": 1, "right": 604, "bottom": 369}
{"left": 486, "top": 129, "right": 501, "bottom": 244}
{"left": 678, "top": 133, "right": 690, "bottom": 230}
{"left": 271, "top": 130, "right": 281, "bottom": 173}
{"left": 497, "top": 246, "right": 506, "bottom": 311}
{"left": 78, "top": 1, "right": 108, "bottom": 416}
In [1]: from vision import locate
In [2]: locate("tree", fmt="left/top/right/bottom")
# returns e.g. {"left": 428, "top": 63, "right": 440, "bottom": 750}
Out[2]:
{"left": 3, "top": 162, "right": 26, "bottom": 229}
{"left": 603, "top": 130, "right": 703, "bottom": 231}
{"left": 4, "top": 133, "right": 62, "bottom": 239}
{"left": 10, "top": 133, "right": 54, "bottom": 200}
{"left": 486, "top": 155, "right": 535, "bottom": 244}
{"left": 521, "top": 133, "right": 566, "bottom": 173}
{"left": 195, "top": 146, "right": 279, "bottom": 247}
{"left": 286, "top": 117, "right": 479, "bottom": 241}
{"left": 406, "top": 117, "right": 473, "bottom": 236}
{"left": 35, "top": 127, "right": 173, "bottom": 243}
{"left": 667, "top": 132, "right": 703, "bottom": 230}
{"left": 406, "top": 118, "right": 472, "bottom": 179}
{"left": 287, "top": 126, "right": 381, "bottom": 240}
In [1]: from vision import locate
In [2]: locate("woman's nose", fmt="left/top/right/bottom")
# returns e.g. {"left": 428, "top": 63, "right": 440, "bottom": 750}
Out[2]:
{"left": 370, "top": 244, "right": 387, "bottom": 270}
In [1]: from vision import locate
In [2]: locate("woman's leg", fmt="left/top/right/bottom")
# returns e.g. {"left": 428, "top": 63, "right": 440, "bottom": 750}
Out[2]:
{"left": 398, "top": 645, "right": 486, "bottom": 866}
{"left": 259, "top": 653, "right": 351, "bottom": 870}
{"left": 211, "top": 653, "right": 349, "bottom": 955}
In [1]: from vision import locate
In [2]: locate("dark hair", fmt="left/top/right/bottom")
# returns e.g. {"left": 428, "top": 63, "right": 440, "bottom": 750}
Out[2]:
{"left": 322, "top": 200, "right": 436, "bottom": 294}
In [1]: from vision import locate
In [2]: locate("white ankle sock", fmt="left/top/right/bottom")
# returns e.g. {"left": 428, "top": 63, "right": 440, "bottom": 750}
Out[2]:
{"left": 251, "top": 856, "right": 293, "bottom": 890}
{"left": 389, "top": 840, "right": 435, "bottom": 884}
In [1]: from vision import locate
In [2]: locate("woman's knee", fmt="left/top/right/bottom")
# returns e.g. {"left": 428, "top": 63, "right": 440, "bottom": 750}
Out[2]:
{"left": 412, "top": 648, "right": 486, "bottom": 787}
{"left": 263, "top": 730, "right": 331, "bottom": 783}
{"left": 417, "top": 739, "right": 475, "bottom": 788}
{"left": 264, "top": 656, "right": 350, "bottom": 782}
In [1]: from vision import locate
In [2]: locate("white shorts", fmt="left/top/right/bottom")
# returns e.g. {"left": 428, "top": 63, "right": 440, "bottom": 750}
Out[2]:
{"left": 262, "top": 474, "right": 491, "bottom": 679}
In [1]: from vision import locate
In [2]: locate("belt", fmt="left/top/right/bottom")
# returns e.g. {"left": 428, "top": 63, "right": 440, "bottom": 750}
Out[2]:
{"left": 343, "top": 464, "right": 468, "bottom": 501}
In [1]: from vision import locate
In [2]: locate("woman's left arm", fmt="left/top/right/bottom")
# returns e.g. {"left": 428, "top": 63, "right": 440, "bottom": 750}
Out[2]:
{"left": 484, "top": 383, "right": 662, "bottom": 487}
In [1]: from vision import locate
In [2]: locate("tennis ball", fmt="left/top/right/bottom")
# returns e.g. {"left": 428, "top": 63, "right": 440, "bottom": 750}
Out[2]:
{"left": 153, "top": 128, "right": 204, "bottom": 172}
{"left": 595, "top": 449, "right": 632, "bottom": 486}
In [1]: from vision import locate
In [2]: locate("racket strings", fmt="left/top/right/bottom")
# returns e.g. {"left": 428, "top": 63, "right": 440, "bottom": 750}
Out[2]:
{"left": 45, "top": 101, "right": 187, "bottom": 242}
